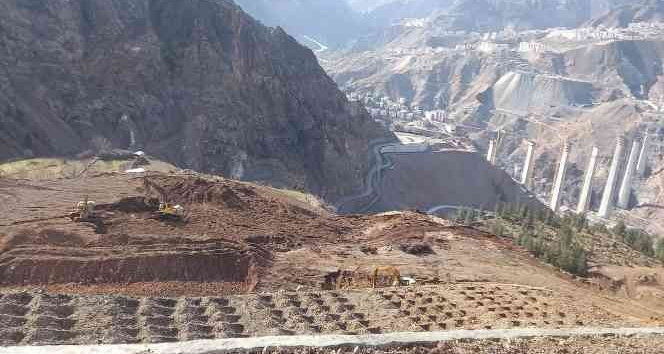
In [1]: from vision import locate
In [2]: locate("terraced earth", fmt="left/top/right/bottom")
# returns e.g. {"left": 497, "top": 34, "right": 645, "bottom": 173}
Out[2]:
{"left": 1, "top": 172, "right": 664, "bottom": 350}
{"left": 0, "top": 283, "right": 624, "bottom": 346}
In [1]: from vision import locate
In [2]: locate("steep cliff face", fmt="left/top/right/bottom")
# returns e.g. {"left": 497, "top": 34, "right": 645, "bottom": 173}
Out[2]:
{"left": 0, "top": 0, "right": 391, "bottom": 201}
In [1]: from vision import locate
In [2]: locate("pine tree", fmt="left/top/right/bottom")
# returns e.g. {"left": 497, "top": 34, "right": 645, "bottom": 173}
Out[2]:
{"left": 613, "top": 221, "right": 627, "bottom": 238}
{"left": 656, "top": 239, "right": 664, "bottom": 261}
{"left": 465, "top": 208, "right": 476, "bottom": 225}
{"left": 456, "top": 208, "right": 468, "bottom": 224}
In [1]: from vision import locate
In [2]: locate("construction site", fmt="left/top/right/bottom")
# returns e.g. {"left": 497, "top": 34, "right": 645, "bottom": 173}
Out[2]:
{"left": 0, "top": 155, "right": 664, "bottom": 353}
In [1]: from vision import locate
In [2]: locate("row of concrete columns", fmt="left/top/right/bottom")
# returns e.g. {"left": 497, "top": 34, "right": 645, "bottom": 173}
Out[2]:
{"left": 511, "top": 133, "right": 650, "bottom": 217}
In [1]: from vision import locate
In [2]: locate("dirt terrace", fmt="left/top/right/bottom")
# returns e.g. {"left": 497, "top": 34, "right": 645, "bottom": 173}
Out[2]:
{"left": 0, "top": 283, "right": 626, "bottom": 346}
{"left": 2, "top": 172, "right": 664, "bottom": 347}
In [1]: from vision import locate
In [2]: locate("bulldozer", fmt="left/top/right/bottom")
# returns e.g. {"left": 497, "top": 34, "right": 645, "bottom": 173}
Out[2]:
{"left": 68, "top": 198, "right": 96, "bottom": 222}
{"left": 157, "top": 202, "right": 185, "bottom": 221}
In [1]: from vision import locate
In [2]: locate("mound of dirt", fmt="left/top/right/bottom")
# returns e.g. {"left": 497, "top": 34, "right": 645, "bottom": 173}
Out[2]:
{"left": 143, "top": 176, "right": 250, "bottom": 210}
{"left": 399, "top": 242, "right": 435, "bottom": 256}
{"left": 0, "top": 239, "right": 263, "bottom": 287}
{"left": 490, "top": 71, "right": 596, "bottom": 114}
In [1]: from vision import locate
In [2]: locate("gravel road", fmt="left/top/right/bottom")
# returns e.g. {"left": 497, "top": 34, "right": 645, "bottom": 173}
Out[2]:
{"left": 3, "top": 327, "right": 664, "bottom": 354}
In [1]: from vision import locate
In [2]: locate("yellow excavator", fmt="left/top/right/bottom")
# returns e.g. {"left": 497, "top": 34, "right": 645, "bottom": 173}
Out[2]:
{"left": 68, "top": 197, "right": 96, "bottom": 222}
{"left": 157, "top": 203, "right": 185, "bottom": 221}
{"left": 335, "top": 265, "right": 409, "bottom": 290}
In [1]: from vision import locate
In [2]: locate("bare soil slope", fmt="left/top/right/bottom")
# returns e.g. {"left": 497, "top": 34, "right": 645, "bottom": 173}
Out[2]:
{"left": 368, "top": 151, "right": 540, "bottom": 213}
{"left": 1, "top": 172, "right": 664, "bottom": 346}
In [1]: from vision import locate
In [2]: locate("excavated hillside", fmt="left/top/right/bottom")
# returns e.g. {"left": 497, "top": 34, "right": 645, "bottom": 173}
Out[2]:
{"left": 489, "top": 72, "right": 596, "bottom": 114}
{"left": 0, "top": 0, "right": 392, "bottom": 202}
{"left": 367, "top": 152, "right": 543, "bottom": 214}
{"left": 563, "top": 40, "right": 664, "bottom": 98}
{"left": 326, "top": 34, "right": 664, "bottom": 228}
{"left": 2, "top": 170, "right": 664, "bottom": 347}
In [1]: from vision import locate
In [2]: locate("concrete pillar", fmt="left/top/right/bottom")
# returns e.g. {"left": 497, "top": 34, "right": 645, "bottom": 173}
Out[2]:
{"left": 521, "top": 140, "right": 536, "bottom": 188}
{"left": 617, "top": 139, "right": 641, "bottom": 209}
{"left": 550, "top": 142, "right": 571, "bottom": 213}
{"left": 598, "top": 137, "right": 626, "bottom": 218}
{"left": 636, "top": 132, "right": 649, "bottom": 177}
{"left": 487, "top": 139, "right": 496, "bottom": 165}
{"left": 576, "top": 146, "right": 599, "bottom": 214}
{"left": 491, "top": 139, "right": 499, "bottom": 165}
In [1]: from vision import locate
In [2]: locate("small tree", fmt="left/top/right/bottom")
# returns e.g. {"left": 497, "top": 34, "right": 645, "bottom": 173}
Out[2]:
{"left": 464, "top": 208, "right": 476, "bottom": 225}
{"left": 456, "top": 208, "right": 468, "bottom": 224}
{"left": 91, "top": 135, "right": 112, "bottom": 154}
{"left": 613, "top": 221, "right": 627, "bottom": 238}
{"left": 491, "top": 218, "right": 505, "bottom": 237}
{"left": 656, "top": 239, "right": 664, "bottom": 261}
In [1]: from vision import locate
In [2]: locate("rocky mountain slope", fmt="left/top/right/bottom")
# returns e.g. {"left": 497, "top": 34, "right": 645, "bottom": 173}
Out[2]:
{"left": 586, "top": 0, "right": 664, "bottom": 28}
{"left": 0, "top": 0, "right": 392, "bottom": 201}
{"left": 359, "top": 0, "right": 618, "bottom": 34}
{"left": 325, "top": 7, "right": 664, "bottom": 226}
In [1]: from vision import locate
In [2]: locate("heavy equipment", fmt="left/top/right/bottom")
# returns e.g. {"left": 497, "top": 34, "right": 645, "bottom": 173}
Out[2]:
{"left": 68, "top": 198, "right": 96, "bottom": 222}
{"left": 371, "top": 266, "right": 402, "bottom": 288}
{"left": 330, "top": 265, "right": 411, "bottom": 290}
{"left": 157, "top": 203, "right": 185, "bottom": 221}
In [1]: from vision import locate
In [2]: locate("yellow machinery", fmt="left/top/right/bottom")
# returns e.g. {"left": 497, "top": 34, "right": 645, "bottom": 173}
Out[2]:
{"left": 68, "top": 198, "right": 96, "bottom": 221}
{"left": 371, "top": 266, "right": 402, "bottom": 288}
{"left": 157, "top": 203, "right": 185, "bottom": 220}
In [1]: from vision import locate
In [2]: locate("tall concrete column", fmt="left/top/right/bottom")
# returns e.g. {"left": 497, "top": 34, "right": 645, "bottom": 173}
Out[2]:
{"left": 576, "top": 146, "right": 599, "bottom": 214}
{"left": 550, "top": 142, "right": 571, "bottom": 212}
{"left": 487, "top": 139, "right": 497, "bottom": 165}
{"left": 617, "top": 139, "right": 641, "bottom": 209}
{"left": 599, "top": 137, "right": 626, "bottom": 218}
{"left": 521, "top": 140, "right": 536, "bottom": 188}
{"left": 491, "top": 139, "right": 499, "bottom": 165}
{"left": 636, "top": 132, "right": 650, "bottom": 177}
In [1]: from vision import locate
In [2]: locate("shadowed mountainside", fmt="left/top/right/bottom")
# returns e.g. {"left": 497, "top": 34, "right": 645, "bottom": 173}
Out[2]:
{"left": 0, "top": 0, "right": 393, "bottom": 201}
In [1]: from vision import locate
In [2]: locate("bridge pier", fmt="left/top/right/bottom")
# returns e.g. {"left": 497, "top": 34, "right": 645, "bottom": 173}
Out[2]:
{"left": 636, "top": 132, "right": 649, "bottom": 177}
{"left": 576, "top": 146, "right": 599, "bottom": 214}
{"left": 487, "top": 139, "right": 497, "bottom": 165}
{"left": 550, "top": 142, "right": 570, "bottom": 213}
{"left": 521, "top": 140, "right": 536, "bottom": 188}
{"left": 617, "top": 139, "right": 641, "bottom": 210}
{"left": 599, "top": 137, "right": 626, "bottom": 218}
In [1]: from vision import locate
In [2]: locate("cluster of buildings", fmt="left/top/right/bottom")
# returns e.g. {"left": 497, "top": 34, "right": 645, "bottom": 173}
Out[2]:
{"left": 346, "top": 91, "right": 462, "bottom": 136}
{"left": 547, "top": 22, "right": 664, "bottom": 42}
{"left": 347, "top": 92, "right": 450, "bottom": 124}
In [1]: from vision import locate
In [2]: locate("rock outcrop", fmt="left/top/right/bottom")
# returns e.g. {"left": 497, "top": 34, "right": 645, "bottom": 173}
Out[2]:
{"left": 0, "top": 0, "right": 392, "bottom": 201}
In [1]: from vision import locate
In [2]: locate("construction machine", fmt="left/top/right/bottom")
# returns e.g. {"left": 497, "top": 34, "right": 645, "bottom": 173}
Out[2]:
{"left": 157, "top": 203, "right": 185, "bottom": 221}
{"left": 331, "top": 265, "right": 412, "bottom": 290}
{"left": 68, "top": 198, "right": 96, "bottom": 222}
{"left": 371, "top": 266, "right": 402, "bottom": 288}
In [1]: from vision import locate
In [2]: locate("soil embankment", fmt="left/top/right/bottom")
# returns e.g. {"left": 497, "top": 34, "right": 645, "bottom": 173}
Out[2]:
{"left": 368, "top": 151, "right": 541, "bottom": 213}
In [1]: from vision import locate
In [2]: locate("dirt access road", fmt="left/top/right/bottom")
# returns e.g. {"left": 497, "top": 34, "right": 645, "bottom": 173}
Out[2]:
{"left": 3, "top": 327, "right": 664, "bottom": 354}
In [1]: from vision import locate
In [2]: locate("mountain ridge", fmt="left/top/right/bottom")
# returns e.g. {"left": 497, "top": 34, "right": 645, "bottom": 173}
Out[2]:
{"left": 0, "top": 0, "right": 392, "bottom": 201}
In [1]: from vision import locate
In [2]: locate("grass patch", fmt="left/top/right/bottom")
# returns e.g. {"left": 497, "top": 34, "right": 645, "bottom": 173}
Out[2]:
{"left": 1, "top": 158, "right": 135, "bottom": 180}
